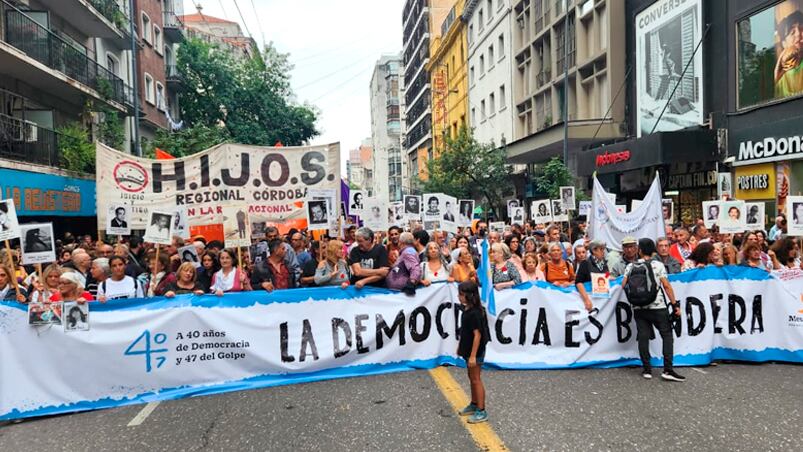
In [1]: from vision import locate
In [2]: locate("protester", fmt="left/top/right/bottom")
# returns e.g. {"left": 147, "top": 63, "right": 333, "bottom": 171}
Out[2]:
{"left": 655, "top": 237, "right": 682, "bottom": 274}
{"left": 490, "top": 243, "right": 521, "bottom": 289}
{"left": 291, "top": 233, "right": 311, "bottom": 268}
{"left": 164, "top": 262, "right": 205, "bottom": 297}
{"left": 211, "top": 249, "right": 250, "bottom": 295}
{"left": 348, "top": 227, "right": 390, "bottom": 289}
{"left": 669, "top": 227, "right": 693, "bottom": 266}
{"left": 87, "top": 258, "right": 110, "bottom": 297}
{"left": 385, "top": 232, "right": 421, "bottom": 292}
{"left": 386, "top": 226, "right": 402, "bottom": 265}
{"left": 52, "top": 271, "right": 93, "bottom": 304}
{"left": 769, "top": 237, "right": 800, "bottom": 269}
{"left": 769, "top": 215, "right": 784, "bottom": 241}
{"left": 572, "top": 244, "right": 587, "bottom": 273}
{"left": 574, "top": 239, "right": 607, "bottom": 311}
{"left": 449, "top": 247, "right": 478, "bottom": 284}
{"left": 740, "top": 242, "right": 769, "bottom": 270}
{"left": 610, "top": 237, "right": 640, "bottom": 277}
{"left": 456, "top": 281, "right": 490, "bottom": 424}
{"left": 541, "top": 242, "right": 575, "bottom": 287}
{"left": 251, "top": 240, "right": 295, "bottom": 292}
{"left": 300, "top": 240, "right": 322, "bottom": 287}
{"left": 420, "top": 241, "right": 451, "bottom": 286}
{"left": 519, "top": 252, "right": 544, "bottom": 282}
{"left": 682, "top": 242, "right": 718, "bottom": 271}
{"left": 197, "top": 250, "right": 220, "bottom": 293}
{"left": 28, "top": 264, "right": 62, "bottom": 303}
{"left": 0, "top": 264, "right": 26, "bottom": 302}
{"left": 545, "top": 225, "right": 572, "bottom": 261}
{"left": 621, "top": 238, "right": 684, "bottom": 382}
{"left": 98, "top": 256, "right": 144, "bottom": 301}
{"left": 412, "top": 229, "right": 429, "bottom": 261}
{"left": 721, "top": 243, "right": 739, "bottom": 266}
{"left": 314, "top": 240, "right": 350, "bottom": 288}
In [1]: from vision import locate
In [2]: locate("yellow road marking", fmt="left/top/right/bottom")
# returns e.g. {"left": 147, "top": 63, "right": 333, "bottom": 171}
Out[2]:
{"left": 428, "top": 367, "right": 508, "bottom": 451}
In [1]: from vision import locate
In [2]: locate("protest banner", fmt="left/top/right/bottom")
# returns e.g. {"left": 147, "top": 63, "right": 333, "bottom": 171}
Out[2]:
{"left": 2, "top": 266, "right": 802, "bottom": 421}
{"left": 588, "top": 175, "right": 665, "bottom": 252}
{"left": 95, "top": 142, "right": 340, "bottom": 229}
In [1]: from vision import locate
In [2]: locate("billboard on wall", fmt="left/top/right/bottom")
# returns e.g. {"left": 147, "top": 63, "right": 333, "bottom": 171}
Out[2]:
{"left": 737, "top": 0, "right": 803, "bottom": 109}
{"left": 635, "top": 0, "right": 703, "bottom": 137}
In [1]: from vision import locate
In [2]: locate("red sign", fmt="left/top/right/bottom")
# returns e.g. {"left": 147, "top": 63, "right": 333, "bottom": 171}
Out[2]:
{"left": 595, "top": 150, "right": 631, "bottom": 167}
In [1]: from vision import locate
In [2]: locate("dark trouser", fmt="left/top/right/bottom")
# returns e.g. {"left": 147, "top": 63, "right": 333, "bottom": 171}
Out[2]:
{"left": 634, "top": 308, "right": 673, "bottom": 371}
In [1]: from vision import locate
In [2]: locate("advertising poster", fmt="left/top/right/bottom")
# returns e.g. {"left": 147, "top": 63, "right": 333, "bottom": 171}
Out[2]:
{"left": 635, "top": 0, "right": 703, "bottom": 136}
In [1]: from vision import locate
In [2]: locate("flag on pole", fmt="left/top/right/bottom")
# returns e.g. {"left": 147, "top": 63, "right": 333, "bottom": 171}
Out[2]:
{"left": 477, "top": 239, "right": 496, "bottom": 315}
{"left": 155, "top": 148, "right": 175, "bottom": 160}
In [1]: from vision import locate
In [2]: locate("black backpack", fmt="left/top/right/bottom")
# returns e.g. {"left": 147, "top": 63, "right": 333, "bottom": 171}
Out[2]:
{"left": 623, "top": 259, "right": 658, "bottom": 307}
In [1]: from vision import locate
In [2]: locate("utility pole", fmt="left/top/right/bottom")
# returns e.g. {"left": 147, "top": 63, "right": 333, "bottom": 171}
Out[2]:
{"left": 562, "top": 0, "right": 569, "bottom": 167}
{"left": 129, "top": 0, "right": 141, "bottom": 156}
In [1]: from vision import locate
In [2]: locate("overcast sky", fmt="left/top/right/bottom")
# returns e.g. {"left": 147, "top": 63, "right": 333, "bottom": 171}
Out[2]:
{"left": 182, "top": 0, "right": 404, "bottom": 175}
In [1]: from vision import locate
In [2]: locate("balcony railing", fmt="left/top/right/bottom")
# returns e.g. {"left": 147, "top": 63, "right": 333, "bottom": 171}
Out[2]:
{"left": 2, "top": 2, "right": 133, "bottom": 108}
{"left": 88, "top": 0, "right": 129, "bottom": 31}
{"left": 0, "top": 113, "right": 59, "bottom": 167}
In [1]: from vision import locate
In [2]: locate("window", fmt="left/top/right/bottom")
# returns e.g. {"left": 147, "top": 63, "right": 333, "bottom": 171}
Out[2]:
{"left": 736, "top": 0, "right": 802, "bottom": 109}
{"left": 141, "top": 12, "right": 152, "bottom": 43}
{"left": 487, "top": 0, "right": 493, "bottom": 22}
{"left": 144, "top": 73, "right": 155, "bottom": 105}
{"left": 471, "top": 107, "right": 476, "bottom": 124}
{"left": 106, "top": 53, "right": 119, "bottom": 76}
{"left": 480, "top": 100, "right": 486, "bottom": 121}
{"left": 470, "top": 66, "right": 475, "bottom": 84}
{"left": 489, "top": 93, "right": 496, "bottom": 114}
{"left": 498, "top": 34, "right": 505, "bottom": 59}
{"left": 154, "top": 26, "right": 163, "bottom": 54}
{"left": 156, "top": 82, "right": 166, "bottom": 110}
{"left": 480, "top": 55, "right": 485, "bottom": 74}
{"left": 499, "top": 84, "right": 506, "bottom": 110}
{"left": 488, "top": 45, "right": 494, "bottom": 67}
{"left": 469, "top": 24, "right": 474, "bottom": 44}
{"left": 478, "top": 9, "right": 484, "bottom": 29}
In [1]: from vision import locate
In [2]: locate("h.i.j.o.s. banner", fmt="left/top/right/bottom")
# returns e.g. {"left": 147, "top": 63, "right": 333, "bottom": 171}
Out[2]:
{"left": 2, "top": 266, "right": 802, "bottom": 420}
{"left": 95, "top": 142, "right": 341, "bottom": 229}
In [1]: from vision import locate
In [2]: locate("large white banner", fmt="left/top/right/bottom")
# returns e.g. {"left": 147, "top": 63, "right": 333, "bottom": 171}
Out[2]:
{"left": 95, "top": 142, "right": 341, "bottom": 229}
{"left": 2, "top": 266, "right": 802, "bottom": 421}
{"left": 635, "top": 0, "right": 703, "bottom": 137}
{"left": 588, "top": 175, "right": 665, "bottom": 251}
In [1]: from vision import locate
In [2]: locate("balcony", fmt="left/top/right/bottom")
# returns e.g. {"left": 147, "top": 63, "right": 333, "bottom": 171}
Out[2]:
{"left": 37, "top": 0, "right": 129, "bottom": 43}
{"left": 163, "top": 0, "right": 185, "bottom": 42}
{"left": 0, "top": 113, "right": 60, "bottom": 167}
{"left": 0, "top": 2, "right": 133, "bottom": 111}
{"left": 166, "top": 65, "right": 183, "bottom": 88}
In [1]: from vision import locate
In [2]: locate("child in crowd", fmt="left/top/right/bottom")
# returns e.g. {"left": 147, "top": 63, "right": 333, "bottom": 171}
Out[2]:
{"left": 456, "top": 281, "right": 490, "bottom": 424}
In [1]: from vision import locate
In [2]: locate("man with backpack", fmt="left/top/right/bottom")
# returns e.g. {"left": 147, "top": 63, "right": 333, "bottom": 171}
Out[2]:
{"left": 621, "top": 238, "right": 685, "bottom": 382}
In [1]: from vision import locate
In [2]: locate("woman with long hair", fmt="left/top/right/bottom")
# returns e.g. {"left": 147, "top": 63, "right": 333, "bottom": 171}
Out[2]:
{"left": 165, "top": 262, "right": 205, "bottom": 297}
{"left": 490, "top": 242, "right": 521, "bottom": 290}
{"left": 682, "top": 242, "right": 718, "bottom": 271}
{"left": 449, "top": 247, "right": 478, "bottom": 283}
{"left": 456, "top": 281, "right": 490, "bottom": 424}
{"left": 197, "top": 250, "right": 220, "bottom": 293}
{"left": 210, "top": 248, "right": 251, "bottom": 295}
{"left": 740, "top": 242, "right": 768, "bottom": 270}
{"left": 314, "top": 240, "right": 350, "bottom": 288}
{"left": 300, "top": 240, "right": 322, "bottom": 287}
{"left": 0, "top": 263, "right": 26, "bottom": 302}
{"left": 720, "top": 244, "right": 739, "bottom": 266}
{"left": 144, "top": 252, "right": 176, "bottom": 297}
{"left": 98, "top": 256, "right": 143, "bottom": 301}
{"left": 421, "top": 241, "right": 451, "bottom": 286}
{"left": 769, "top": 237, "right": 800, "bottom": 269}
{"left": 28, "top": 264, "right": 61, "bottom": 303}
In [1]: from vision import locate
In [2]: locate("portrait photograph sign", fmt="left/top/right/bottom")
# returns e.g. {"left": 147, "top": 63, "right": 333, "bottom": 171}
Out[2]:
{"left": 787, "top": 196, "right": 803, "bottom": 236}
{"left": 106, "top": 204, "right": 131, "bottom": 236}
{"left": 458, "top": 200, "right": 474, "bottom": 227}
{"left": 172, "top": 207, "right": 190, "bottom": 239}
{"left": 0, "top": 198, "right": 20, "bottom": 241}
{"left": 489, "top": 222, "right": 505, "bottom": 233}
{"left": 662, "top": 199, "right": 675, "bottom": 224}
{"left": 178, "top": 244, "right": 201, "bottom": 268}
{"left": 221, "top": 205, "right": 251, "bottom": 248}
{"left": 403, "top": 195, "right": 422, "bottom": 220}
{"left": 702, "top": 201, "right": 721, "bottom": 229}
{"left": 531, "top": 200, "right": 552, "bottom": 223}
{"left": 745, "top": 202, "right": 765, "bottom": 229}
{"left": 552, "top": 199, "right": 568, "bottom": 222}
{"left": 423, "top": 193, "right": 443, "bottom": 221}
{"left": 143, "top": 210, "right": 175, "bottom": 245}
{"left": 440, "top": 195, "right": 457, "bottom": 232}
{"left": 362, "top": 198, "right": 388, "bottom": 232}
{"left": 389, "top": 202, "right": 404, "bottom": 227}
{"left": 578, "top": 201, "right": 592, "bottom": 216}
{"left": 309, "top": 188, "right": 337, "bottom": 229}
{"left": 718, "top": 173, "right": 733, "bottom": 199}
{"left": 560, "top": 186, "right": 576, "bottom": 211}
{"left": 20, "top": 223, "right": 56, "bottom": 265}
{"left": 349, "top": 190, "right": 366, "bottom": 215}
{"left": 63, "top": 302, "right": 89, "bottom": 332}
{"left": 718, "top": 200, "right": 747, "bottom": 234}
{"left": 510, "top": 207, "right": 525, "bottom": 225}
{"left": 28, "top": 302, "right": 61, "bottom": 326}
{"left": 635, "top": 0, "right": 703, "bottom": 136}
{"left": 306, "top": 200, "right": 330, "bottom": 231}
{"left": 591, "top": 273, "right": 610, "bottom": 299}
{"left": 507, "top": 199, "right": 520, "bottom": 217}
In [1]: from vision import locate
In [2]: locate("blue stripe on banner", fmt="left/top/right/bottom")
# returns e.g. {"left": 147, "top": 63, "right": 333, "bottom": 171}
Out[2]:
{"left": 3, "top": 347, "right": 800, "bottom": 421}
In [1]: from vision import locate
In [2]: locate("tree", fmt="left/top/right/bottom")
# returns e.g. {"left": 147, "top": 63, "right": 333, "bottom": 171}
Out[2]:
{"left": 176, "top": 38, "right": 319, "bottom": 150}
{"left": 533, "top": 156, "right": 587, "bottom": 200}
{"left": 422, "top": 126, "right": 511, "bottom": 216}
{"left": 57, "top": 123, "right": 95, "bottom": 174}
{"left": 145, "top": 123, "right": 230, "bottom": 158}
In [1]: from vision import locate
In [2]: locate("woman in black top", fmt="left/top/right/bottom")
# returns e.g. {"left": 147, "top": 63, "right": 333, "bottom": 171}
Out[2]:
{"left": 456, "top": 281, "right": 490, "bottom": 424}
{"left": 575, "top": 239, "right": 608, "bottom": 313}
{"left": 300, "top": 240, "right": 321, "bottom": 287}
{"left": 196, "top": 250, "right": 219, "bottom": 293}
{"left": 164, "top": 262, "right": 205, "bottom": 297}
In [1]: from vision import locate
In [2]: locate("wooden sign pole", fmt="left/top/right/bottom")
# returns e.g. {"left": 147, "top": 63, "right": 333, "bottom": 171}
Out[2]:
{"left": 4, "top": 240, "right": 20, "bottom": 298}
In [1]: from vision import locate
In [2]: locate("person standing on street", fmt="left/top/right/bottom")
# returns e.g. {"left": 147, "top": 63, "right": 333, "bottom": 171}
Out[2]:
{"left": 456, "top": 281, "right": 490, "bottom": 424}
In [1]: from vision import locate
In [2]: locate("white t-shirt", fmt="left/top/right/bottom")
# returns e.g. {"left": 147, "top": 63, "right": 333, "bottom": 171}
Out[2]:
{"left": 98, "top": 276, "right": 143, "bottom": 300}
{"left": 624, "top": 259, "right": 668, "bottom": 310}
{"left": 420, "top": 260, "right": 450, "bottom": 283}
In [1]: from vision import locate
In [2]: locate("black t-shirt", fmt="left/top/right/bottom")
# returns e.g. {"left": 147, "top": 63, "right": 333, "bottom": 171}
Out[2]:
{"left": 301, "top": 258, "right": 319, "bottom": 286}
{"left": 575, "top": 257, "right": 608, "bottom": 285}
{"left": 348, "top": 245, "right": 389, "bottom": 286}
{"left": 458, "top": 307, "right": 489, "bottom": 359}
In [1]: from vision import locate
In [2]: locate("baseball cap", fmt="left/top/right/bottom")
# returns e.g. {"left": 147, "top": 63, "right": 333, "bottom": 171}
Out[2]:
{"left": 621, "top": 236, "right": 637, "bottom": 246}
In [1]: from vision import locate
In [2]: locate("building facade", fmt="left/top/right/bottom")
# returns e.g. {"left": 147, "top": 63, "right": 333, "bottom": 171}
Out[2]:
{"left": 346, "top": 140, "right": 375, "bottom": 196}
{"left": 135, "top": 0, "right": 168, "bottom": 140}
{"left": 427, "top": 0, "right": 469, "bottom": 154}
{"left": 370, "top": 54, "right": 404, "bottom": 205}
{"left": 506, "top": 0, "right": 627, "bottom": 201}
{"left": 180, "top": 11, "right": 257, "bottom": 62}
{"left": 466, "top": 0, "right": 514, "bottom": 147}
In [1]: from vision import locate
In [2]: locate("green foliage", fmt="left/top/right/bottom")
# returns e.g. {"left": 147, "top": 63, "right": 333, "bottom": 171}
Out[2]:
{"left": 176, "top": 38, "right": 319, "bottom": 148}
{"left": 57, "top": 123, "right": 95, "bottom": 174}
{"left": 97, "top": 108, "right": 125, "bottom": 150}
{"left": 422, "top": 127, "right": 511, "bottom": 216}
{"left": 146, "top": 123, "right": 230, "bottom": 158}
{"left": 533, "top": 156, "right": 587, "bottom": 201}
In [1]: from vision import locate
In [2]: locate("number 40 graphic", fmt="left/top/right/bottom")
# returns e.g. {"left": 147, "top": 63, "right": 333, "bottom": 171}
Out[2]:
{"left": 125, "top": 330, "right": 168, "bottom": 372}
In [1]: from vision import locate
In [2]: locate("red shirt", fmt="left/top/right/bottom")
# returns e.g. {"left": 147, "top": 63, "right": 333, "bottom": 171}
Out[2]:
{"left": 50, "top": 291, "right": 94, "bottom": 302}
{"left": 268, "top": 260, "right": 290, "bottom": 289}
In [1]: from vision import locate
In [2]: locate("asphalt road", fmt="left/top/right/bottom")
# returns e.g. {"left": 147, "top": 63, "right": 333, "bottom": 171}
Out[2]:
{"left": 1, "top": 363, "right": 800, "bottom": 451}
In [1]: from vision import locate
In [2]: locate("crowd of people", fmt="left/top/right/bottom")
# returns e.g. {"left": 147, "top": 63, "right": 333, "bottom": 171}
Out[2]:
{"left": 0, "top": 212, "right": 796, "bottom": 306}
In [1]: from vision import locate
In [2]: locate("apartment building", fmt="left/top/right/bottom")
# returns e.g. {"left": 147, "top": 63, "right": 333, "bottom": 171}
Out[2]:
{"left": 370, "top": 54, "right": 404, "bottom": 205}
{"left": 427, "top": 0, "right": 469, "bottom": 154}
{"left": 466, "top": 0, "right": 514, "bottom": 146}
{"left": 180, "top": 11, "right": 258, "bottom": 62}
{"left": 135, "top": 0, "right": 168, "bottom": 140}
{"left": 506, "top": 0, "right": 626, "bottom": 182}
{"left": 162, "top": 0, "right": 183, "bottom": 128}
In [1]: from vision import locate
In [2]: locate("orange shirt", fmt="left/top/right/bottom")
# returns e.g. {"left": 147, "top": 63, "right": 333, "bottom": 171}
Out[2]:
{"left": 540, "top": 260, "right": 575, "bottom": 284}
{"left": 451, "top": 263, "right": 476, "bottom": 283}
